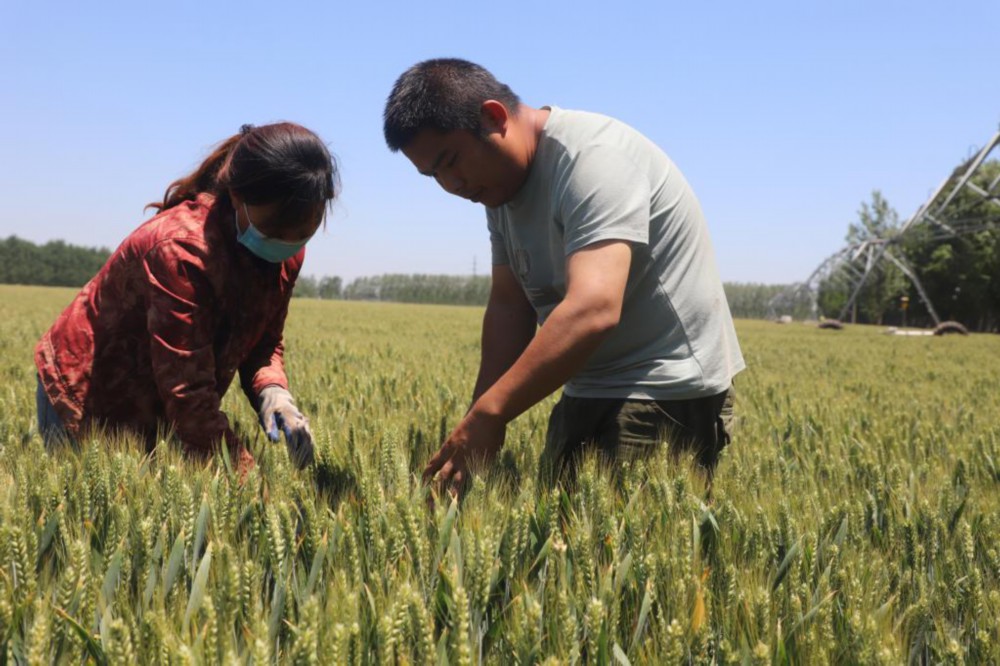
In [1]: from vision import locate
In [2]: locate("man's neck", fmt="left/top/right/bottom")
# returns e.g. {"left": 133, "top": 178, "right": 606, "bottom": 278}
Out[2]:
{"left": 515, "top": 104, "right": 551, "bottom": 167}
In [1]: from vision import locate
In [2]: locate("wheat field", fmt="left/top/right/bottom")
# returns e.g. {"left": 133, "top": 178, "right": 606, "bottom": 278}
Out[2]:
{"left": 1, "top": 284, "right": 998, "bottom": 664}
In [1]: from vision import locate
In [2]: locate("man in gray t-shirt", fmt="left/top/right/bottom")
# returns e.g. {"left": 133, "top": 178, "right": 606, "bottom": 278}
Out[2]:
{"left": 383, "top": 58, "right": 745, "bottom": 492}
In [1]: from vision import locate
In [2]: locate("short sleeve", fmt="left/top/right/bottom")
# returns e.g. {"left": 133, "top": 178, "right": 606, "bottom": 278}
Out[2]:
{"left": 557, "top": 144, "right": 650, "bottom": 256}
{"left": 486, "top": 208, "right": 510, "bottom": 266}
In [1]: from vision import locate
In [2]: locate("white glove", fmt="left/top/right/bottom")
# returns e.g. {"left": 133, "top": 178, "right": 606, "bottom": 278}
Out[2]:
{"left": 258, "top": 386, "right": 314, "bottom": 467}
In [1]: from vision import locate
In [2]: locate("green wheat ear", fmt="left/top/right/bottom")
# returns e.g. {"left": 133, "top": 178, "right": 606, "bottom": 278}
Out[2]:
{"left": 2, "top": 292, "right": 1000, "bottom": 663}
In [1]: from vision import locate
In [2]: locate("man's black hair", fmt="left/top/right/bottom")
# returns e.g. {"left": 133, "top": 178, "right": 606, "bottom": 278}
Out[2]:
{"left": 383, "top": 58, "right": 521, "bottom": 152}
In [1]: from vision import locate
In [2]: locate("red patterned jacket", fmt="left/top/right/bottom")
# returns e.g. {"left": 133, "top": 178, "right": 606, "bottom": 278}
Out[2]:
{"left": 35, "top": 193, "right": 301, "bottom": 456}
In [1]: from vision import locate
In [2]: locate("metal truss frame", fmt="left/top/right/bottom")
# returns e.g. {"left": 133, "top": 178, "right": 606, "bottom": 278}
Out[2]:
{"left": 768, "top": 127, "right": 1000, "bottom": 324}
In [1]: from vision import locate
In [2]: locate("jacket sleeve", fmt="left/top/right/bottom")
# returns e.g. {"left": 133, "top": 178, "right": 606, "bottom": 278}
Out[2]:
{"left": 144, "top": 238, "right": 242, "bottom": 457}
{"left": 239, "top": 251, "right": 302, "bottom": 405}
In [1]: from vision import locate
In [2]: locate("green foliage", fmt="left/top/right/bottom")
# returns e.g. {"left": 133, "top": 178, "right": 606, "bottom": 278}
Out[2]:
{"left": 2, "top": 285, "right": 999, "bottom": 662}
{"left": 293, "top": 276, "right": 345, "bottom": 301}
{"left": 821, "top": 161, "right": 1000, "bottom": 331}
{"left": 307, "top": 272, "right": 794, "bottom": 321}
{"left": 722, "top": 283, "right": 799, "bottom": 320}
{"left": 0, "top": 236, "right": 110, "bottom": 288}
{"left": 901, "top": 160, "right": 1000, "bottom": 330}
{"left": 0, "top": 234, "right": 800, "bottom": 320}
{"left": 341, "top": 273, "right": 492, "bottom": 306}
{"left": 820, "top": 191, "right": 908, "bottom": 325}
{"left": 294, "top": 275, "right": 321, "bottom": 299}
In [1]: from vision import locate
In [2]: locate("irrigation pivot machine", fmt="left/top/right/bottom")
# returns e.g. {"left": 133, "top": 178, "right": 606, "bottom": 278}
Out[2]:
{"left": 769, "top": 127, "right": 1000, "bottom": 325}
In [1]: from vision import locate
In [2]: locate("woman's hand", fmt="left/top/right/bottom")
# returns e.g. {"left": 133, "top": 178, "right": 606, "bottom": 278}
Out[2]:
{"left": 258, "top": 386, "right": 314, "bottom": 467}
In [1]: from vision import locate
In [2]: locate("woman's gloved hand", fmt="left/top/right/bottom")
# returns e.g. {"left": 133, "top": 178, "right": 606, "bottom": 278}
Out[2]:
{"left": 258, "top": 386, "right": 314, "bottom": 467}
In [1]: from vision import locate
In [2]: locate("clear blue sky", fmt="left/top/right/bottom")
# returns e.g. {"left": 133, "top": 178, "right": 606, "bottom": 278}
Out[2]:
{"left": 2, "top": 1, "right": 998, "bottom": 284}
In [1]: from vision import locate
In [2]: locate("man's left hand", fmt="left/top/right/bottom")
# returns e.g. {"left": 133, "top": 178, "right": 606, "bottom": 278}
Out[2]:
{"left": 422, "top": 410, "right": 505, "bottom": 496}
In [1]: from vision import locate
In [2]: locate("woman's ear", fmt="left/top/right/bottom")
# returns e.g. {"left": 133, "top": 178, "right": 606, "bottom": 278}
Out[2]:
{"left": 230, "top": 190, "right": 249, "bottom": 232}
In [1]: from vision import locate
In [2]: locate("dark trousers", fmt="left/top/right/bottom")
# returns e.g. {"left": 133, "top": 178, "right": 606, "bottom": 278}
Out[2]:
{"left": 539, "top": 388, "right": 734, "bottom": 485}
{"left": 36, "top": 376, "right": 69, "bottom": 450}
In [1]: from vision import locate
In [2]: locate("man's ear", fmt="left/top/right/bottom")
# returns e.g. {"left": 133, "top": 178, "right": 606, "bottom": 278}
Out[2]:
{"left": 480, "top": 100, "right": 511, "bottom": 137}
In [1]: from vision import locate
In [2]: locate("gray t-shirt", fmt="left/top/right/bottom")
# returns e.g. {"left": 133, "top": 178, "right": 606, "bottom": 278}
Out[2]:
{"left": 486, "top": 107, "right": 744, "bottom": 400}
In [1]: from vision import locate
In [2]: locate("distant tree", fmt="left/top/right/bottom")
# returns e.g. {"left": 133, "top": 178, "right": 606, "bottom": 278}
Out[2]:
{"left": 817, "top": 279, "right": 850, "bottom": 322}
{"left": 335, "top": 273, "right": 796, "bottom": 316}
{"left": 722, "top": 282, "right": 792, "bottom": 319}
{"left": 847, "top": 191, "right": 907, "bottom": 324}
{"left": 294, "top": 275, "right": 319, "bottom": 298}
{"left": 819, "top": 191, "right": 906, "bottom": 324}
{"left": 341, "top": 274, "right": 491, "bottom": 305}
{"left": 899, "top": 160, "right": 1000, "bottom": 331}
{"left": 0, "top": 236, "right": 110, "bottom": 287}
{"left": 343, "top": 276, "right": 381, "bottom": 301}
{"left": 815, "top": 159, "right": 1000, "bottom": 332}
{"left": 318, "top": 276, "right": 342, "bottom": 299}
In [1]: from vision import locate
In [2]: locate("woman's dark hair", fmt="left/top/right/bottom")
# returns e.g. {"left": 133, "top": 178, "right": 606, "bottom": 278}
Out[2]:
{"left": 383, "top": 58, "right": 521, "bottom": 152}
{"left": 148, "top": 122, "right": 338, "bottom": 225}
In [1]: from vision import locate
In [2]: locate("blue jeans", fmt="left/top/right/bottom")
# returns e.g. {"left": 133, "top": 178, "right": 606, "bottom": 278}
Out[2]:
{"left": 36, "top": 376, "right": 69, "bottom": 448}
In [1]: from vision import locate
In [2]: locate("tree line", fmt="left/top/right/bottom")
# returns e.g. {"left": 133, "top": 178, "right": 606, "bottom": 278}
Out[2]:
{"left": 0, "top": 236, "right": 111, "bottom": 287}
{"left": 304, "top": 274, "right": 790, "bottom": 318}
{"left": 6, "top": 153, "right": 998, "bottom": 334}
{"left": 0, "top": 235, "right": 800, "bottom": 321}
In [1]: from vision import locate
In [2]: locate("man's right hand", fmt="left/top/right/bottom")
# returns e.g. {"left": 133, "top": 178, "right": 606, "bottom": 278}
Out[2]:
{"left": 422, "top": 409, "right": 506, "bottom": 497}
{"left": 234, "top": 445, "right": 255, "bottom": 483}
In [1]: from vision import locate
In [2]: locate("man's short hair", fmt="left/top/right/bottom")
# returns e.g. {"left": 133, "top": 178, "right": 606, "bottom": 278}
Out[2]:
{"left": 383, "top": 58, "right": 521, "bottom": 152}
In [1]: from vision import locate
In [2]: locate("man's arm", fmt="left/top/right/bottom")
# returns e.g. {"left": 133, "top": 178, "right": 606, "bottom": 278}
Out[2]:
{"left": 422, "top": 239, "right": 632, "bottom": 488}
{"left": 471, "top": 264, "right": 537, "bottom": 403}
{"left": 474, "top": 239, "right": 631, "bottom": 421}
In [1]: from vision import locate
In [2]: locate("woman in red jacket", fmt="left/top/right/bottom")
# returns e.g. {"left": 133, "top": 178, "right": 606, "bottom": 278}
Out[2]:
{"left": 35, "top": 122, "right": 336, "bottom": 470}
